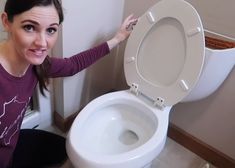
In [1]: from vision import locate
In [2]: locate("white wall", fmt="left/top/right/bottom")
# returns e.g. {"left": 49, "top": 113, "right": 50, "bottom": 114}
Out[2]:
{"left": 53, "top": 0, "right": 125, "bottom": 118}
{"left": 0, "top": 0, "right": 7, "bottom": 41}
{"left": 120, "top": 0, "right": 235, "bottom": 160}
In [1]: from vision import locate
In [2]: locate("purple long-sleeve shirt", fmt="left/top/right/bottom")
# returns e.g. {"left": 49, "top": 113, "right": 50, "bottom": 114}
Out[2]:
{"left": 0, "top": 42, "right": 110, "bottom": 167}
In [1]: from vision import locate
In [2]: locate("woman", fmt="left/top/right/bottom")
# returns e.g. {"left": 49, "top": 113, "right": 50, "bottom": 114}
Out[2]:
{"left": 0, "top": 0, "right": 137, "bottom": 167}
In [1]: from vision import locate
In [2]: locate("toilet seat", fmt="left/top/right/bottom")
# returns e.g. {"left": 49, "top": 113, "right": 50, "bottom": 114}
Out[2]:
{"left": 124, "top": 0, "right": 205, "bottom": 108}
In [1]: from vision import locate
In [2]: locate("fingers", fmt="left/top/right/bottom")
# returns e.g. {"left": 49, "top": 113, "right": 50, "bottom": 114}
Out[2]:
{"left": 124, "top": 14, "right": 135, "bottom": 23}
{"left": 112, "top": 14, "right": 138, "bottom": 44}
{"left": 123, "top": 14, "right": 138, "bottom": 31}
{"left": 125, "top": 19, "right": 138, "bottom": 31}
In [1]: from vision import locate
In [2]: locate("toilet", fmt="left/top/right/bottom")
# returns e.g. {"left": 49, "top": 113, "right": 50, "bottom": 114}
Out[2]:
{"left": 66, "top": 0, "right": 205, "bottom": 167}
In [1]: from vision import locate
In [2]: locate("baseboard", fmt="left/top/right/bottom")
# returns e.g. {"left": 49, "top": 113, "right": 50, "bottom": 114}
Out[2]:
{"left": 168, "top": 123, "right": 235, "bottom": 168}
{"left": 53, "top": 111, "right": 78, "bottom": 133}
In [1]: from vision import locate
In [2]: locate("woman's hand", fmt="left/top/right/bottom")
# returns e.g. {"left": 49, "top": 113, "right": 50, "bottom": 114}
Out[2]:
{"left": 107, "top": 14, "right": 138, "bottom": 50}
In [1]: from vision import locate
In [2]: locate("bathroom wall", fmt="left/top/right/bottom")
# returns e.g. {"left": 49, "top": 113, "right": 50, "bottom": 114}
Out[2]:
{"left": 120, "top": 0, "right": 235, "bottom": 160}
{"left": 0, "top": 0, "right": 7, "bottom": 41}
{"left": 171, "top": 0, "right": 235, "bottom": 160}
{"left": 186, "top": 0, "right": 235, "bottom": 39}
{"left": 53, "top": 0, "right": 125, "bottom": 118}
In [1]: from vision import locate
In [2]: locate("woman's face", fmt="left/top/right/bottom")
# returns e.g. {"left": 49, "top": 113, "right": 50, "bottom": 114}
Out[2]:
{"left": 2, "top": 5, "right": 59, "bottom": 65}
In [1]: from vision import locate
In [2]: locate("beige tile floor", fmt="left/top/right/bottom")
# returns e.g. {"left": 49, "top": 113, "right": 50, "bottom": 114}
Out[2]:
{"left": 45, "top": 125, "right": 217, "bottom": 168}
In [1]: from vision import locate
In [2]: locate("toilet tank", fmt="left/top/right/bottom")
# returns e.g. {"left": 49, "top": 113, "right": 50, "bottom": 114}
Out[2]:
{"left": 182, "top": 0, "right": 235, "bottom": 101}
{"left": 183, "top": 30, "right": 235, "bottom": 102}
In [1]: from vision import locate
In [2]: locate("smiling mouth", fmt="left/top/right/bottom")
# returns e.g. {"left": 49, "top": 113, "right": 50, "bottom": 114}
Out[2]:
{"left": 30, "top": 49, "right": 47, "bottom": 56}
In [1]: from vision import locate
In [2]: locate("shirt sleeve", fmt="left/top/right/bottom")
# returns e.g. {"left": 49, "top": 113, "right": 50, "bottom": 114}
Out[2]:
{"left": 47, "top": 42, "right": 110, "bottom": 78}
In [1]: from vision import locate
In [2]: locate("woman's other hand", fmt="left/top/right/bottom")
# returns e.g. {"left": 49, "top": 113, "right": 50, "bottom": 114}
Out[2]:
{"left": 107, "top": 14, "right": 138, "bottom": 50}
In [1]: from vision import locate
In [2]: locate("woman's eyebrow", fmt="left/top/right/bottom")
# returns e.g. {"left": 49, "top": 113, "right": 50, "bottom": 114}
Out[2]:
{"left": 21, "top": 19, "right": 59, "bottom": 26}
{"left": 50, "top": 23, "right": 59, "bottom": 27}
{"left": 21, "top": 19, "right": 39, "bottom": 25}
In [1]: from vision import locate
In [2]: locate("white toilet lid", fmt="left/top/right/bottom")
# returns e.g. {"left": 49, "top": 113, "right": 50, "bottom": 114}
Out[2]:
{"left": 124, "top": 0, "right": 205, "bottom": 107}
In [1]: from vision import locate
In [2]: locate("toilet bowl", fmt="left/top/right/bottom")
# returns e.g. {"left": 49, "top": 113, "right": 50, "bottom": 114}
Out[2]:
{"left": 67, "top": 91, "right": 171, "bottom": 168}
{"left": 67, "top": 0, "right": 209, "bottom": 167}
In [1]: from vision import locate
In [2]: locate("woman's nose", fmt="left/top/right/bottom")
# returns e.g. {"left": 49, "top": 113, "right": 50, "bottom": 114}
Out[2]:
{"left": 34, "top": 33, "right": 47, "bottom": 47}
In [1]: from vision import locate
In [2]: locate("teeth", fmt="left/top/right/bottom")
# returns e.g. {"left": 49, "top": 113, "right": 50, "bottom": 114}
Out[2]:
{"left": 34, "top": 50, "right": 43, "bottom": 54}
{"left": 31, "top": 49, "right": 46, "bottom": 56}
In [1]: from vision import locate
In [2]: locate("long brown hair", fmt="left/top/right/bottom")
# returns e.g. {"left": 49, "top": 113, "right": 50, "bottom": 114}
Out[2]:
{"left": 33, "top": 57, "right": 52, "bottom": 96}
{"left": 4, "top": 0, "right": 64, "bottom": 95}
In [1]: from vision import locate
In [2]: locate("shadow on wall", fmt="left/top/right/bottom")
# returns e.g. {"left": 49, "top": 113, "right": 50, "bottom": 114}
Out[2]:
{"left": 81, "top": 34, "right": 119, "bottom": 107}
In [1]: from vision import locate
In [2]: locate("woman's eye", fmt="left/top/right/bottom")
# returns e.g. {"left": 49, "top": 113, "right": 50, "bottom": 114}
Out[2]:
{"left": 23, "top": 25, "right": 35, "bottom": 32}
{"left": 47, "top": 28, "right": 57, "bottom": 35}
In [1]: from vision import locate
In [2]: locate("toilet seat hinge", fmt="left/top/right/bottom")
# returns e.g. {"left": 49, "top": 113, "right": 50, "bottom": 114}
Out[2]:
{"left": 154, "top": 97, "right": 165, "bottom": 110}
{"left": 130, "top": 83, "right": 139, "bottom": 96}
